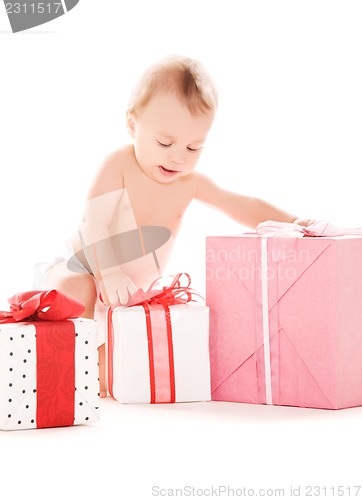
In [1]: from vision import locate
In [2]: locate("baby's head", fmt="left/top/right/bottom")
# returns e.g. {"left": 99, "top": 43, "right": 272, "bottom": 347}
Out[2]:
{"left": 128, "top": 55, "right": 218, "bottom": 117}
{"left": 127, "top": 56, "right": 218, "bottom": 183}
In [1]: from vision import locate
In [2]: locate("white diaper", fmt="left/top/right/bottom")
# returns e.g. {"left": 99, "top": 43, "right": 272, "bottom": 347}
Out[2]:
{"left": 32, "top": 240, "right": 89, "bottom": 289}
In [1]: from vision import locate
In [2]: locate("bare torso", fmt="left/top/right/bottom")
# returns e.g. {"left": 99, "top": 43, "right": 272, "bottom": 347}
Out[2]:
{"left": 70, "top": 145, "right": 198, "bottom": 287}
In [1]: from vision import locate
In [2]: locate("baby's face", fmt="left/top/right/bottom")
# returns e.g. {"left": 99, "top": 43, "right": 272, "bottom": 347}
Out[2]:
{"left": 128, "top": 92, "right": 214, "bottom": 183}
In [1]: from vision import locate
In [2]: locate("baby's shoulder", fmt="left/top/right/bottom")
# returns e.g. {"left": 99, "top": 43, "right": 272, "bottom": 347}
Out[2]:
{"left": 97, "top": 145, "right": 135, "bottom": 180}
{"left": 101, "top": 145, "right": 133, "bottom": 172}
{"left": 185, "top": 171, "right": 213, "bottom": 192}
{"left": 88, "top": 145, "right": 133, "bottom": 196}
{"left": 174, "top": 171, "right": 212, "bottom": 202}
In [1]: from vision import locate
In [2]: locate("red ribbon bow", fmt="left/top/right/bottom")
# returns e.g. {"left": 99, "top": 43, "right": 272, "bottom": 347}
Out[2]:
{"left": 125, "top": 272, "right": 201, "bottom": 307}
{"left": 0, "top": 289, "right": 85, "bottom": 324}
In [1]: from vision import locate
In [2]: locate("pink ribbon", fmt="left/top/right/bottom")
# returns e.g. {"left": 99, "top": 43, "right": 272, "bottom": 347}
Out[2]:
{"left": 256, "top": 220, "right": 362, "bottom": 237}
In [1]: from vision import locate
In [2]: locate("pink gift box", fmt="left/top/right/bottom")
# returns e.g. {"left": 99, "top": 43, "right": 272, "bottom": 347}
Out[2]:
{"left": 206, "top": 232, "right": 362, "bottom": 409}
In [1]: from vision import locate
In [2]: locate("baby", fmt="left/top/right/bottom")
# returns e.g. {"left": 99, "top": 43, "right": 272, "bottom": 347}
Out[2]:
{"left": 45, "top": 55, "right": 311, "bottom": 397}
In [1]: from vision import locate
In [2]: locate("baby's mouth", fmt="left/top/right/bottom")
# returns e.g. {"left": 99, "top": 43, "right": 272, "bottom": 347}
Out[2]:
{"left": 159, "top": 165, "right": 179, "bottom": 176}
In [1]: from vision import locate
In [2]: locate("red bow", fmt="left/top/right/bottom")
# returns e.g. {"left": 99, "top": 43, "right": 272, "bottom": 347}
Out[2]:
{"left": 0, "top": 289, "right": 85, "bottom": 324}
{"left": 125, "top": 273, "right": 201, "bottom": 308}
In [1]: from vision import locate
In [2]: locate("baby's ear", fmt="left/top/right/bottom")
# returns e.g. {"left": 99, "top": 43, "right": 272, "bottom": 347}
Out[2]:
{"left": 126, "top": 110, "right": 136, "bottom": 138}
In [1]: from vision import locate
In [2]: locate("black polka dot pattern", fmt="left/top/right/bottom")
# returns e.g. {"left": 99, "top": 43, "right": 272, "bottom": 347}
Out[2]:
{"left": 0, "top": 319, "right": 100, "bottom": 430}
{"left": 73, "top": 319, "right": 100, "bottom": 426}
{"left": 0, "top": 323, "right": 37, "bottom": 430}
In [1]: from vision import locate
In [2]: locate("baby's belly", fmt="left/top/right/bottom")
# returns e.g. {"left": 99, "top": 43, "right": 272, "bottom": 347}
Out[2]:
{"left": 108, "top": 224, "right": 174, "bottom": 288}
{"left": 70, "top": 225, "right": 175, "bottom": 290}
{"left": 117, "top": 228, "right": 174, "bottom": 289}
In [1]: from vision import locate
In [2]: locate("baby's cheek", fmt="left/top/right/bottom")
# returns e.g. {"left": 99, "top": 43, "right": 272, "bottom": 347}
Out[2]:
{"left": 190, "top": 155, "right": 201, "bottom": 168}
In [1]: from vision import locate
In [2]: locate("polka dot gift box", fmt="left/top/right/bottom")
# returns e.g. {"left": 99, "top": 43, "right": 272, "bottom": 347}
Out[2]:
{"left": 0, "top": 290, "right": 100, "bottom": 431}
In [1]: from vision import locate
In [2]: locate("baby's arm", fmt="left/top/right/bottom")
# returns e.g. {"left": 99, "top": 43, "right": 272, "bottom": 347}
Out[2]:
{"left": 193, "top": 173, "right": 311, "bottom": 228}
{"left": 80, "top": 150, "right": 137, "bottom": 305}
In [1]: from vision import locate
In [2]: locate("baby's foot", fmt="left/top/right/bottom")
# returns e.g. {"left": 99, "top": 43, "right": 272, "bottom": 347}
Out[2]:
{"left": 98, "top": 343, "right": 107, "bottom": 398}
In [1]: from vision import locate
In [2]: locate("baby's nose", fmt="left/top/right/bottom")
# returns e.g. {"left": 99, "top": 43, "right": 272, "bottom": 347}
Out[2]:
{"left": 169, "top": 150, "right": 185, "bottom": 164}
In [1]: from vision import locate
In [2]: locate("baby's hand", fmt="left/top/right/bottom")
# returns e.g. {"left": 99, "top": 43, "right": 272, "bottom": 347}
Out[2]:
{"left": 98, "top": 268, "right": 138, "bottom": 306}
{"left": 293, "top": 218, "right": 316, "bottom": 227}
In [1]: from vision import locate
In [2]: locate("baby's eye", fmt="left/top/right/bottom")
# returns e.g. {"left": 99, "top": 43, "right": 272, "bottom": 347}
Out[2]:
{"left": 157, "top": 141, "right": 172, "bottom": 147}
{"left": 187, "top": 146, "right": 201, "bottom": 152}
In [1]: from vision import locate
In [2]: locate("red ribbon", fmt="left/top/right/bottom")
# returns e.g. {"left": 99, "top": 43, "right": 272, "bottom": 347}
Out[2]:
{"left": 125, "top": 272, "right": 200, "bottom": 307}
{"left": 0, "top": 289, "right": 85, "bottom": 323}
{"left": 35, "top": 320, "right": 76, "bottom": 428}
{"left": 0, "top": 289, "right": 85, "bottom": 428}
{"left": 141, "top": 302, "right": 175, "bottom": 403}
{"left": 107, "top": 273, "right": 199, "bottom": 402}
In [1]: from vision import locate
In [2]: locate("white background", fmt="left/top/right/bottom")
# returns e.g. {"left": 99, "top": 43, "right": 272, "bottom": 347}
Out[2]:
{"left": 1, "top": 1, "right": 362, "bottom": 499}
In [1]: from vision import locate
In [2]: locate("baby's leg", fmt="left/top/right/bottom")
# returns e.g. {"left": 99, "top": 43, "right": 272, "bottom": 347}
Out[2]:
{"left": 45, "top": 261, "right": 107, "bottom": 397}
{"left": 45, "top": 260, "right": 97, "bottom": 317}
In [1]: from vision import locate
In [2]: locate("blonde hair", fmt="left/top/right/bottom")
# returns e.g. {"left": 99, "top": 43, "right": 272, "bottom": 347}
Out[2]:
{"left": 128, "top": 55, "right": 218, "bottom": 116}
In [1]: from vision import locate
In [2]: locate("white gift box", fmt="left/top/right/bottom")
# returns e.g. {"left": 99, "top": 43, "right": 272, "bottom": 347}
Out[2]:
{"left": 0, "top": 318, "right": 100, "bottom": 430}
{"left": 107, "top": 303, "right": 211, "bottom": 404}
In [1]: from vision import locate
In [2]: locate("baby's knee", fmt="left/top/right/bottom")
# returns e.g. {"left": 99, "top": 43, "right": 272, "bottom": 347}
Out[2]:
{"left": 47, "top": 264, "right": 97, "bottom": 313}
{"left": 67, "top": 274, "right": 97, "bottom": 307}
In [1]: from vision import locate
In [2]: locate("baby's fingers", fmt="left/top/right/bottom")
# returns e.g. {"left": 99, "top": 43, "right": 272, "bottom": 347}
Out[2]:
{"left": 117, "top": 281, "right": 138, "bottom": 305}
{"left": 98, "top": 282, "right": 111, "bottom": 306}
{"left": 107, "top": 289, "right": 120, "bottom": 306}
{"left": 126, "top": 280, "right": 138, "bottom": 297}
{"left": 117, "top": 287, "right": 130, "bottom": 306}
